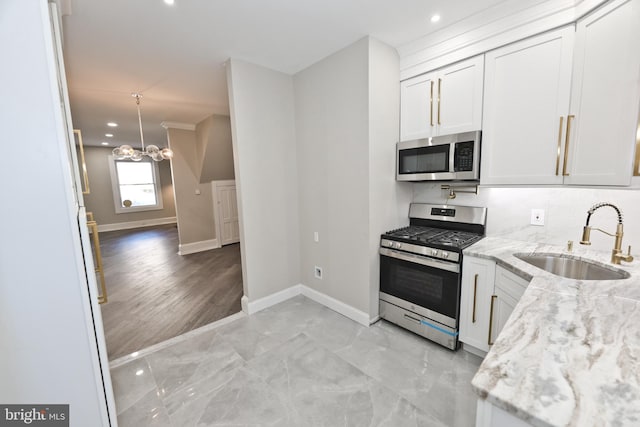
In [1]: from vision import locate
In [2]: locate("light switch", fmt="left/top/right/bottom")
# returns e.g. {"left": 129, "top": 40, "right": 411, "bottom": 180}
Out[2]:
{"left": 195, "top": 189, "right": 201, "bottom": 195}
{"left": 314, "top": 232, "right": 319, "bottom": 242}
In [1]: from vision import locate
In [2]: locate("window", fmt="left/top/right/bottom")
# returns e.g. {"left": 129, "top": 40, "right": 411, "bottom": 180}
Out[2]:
{"left": 108, "top": 156, "right": 163, "bottom": 213}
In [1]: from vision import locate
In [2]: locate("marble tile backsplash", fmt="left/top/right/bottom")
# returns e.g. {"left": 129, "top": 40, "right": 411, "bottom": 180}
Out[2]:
{"left": 413, "top": 184, "right": 640, "bottom": 255}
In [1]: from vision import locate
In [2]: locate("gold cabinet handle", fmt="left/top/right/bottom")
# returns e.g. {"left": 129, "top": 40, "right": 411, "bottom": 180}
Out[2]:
{"left": 87, "top": 220, "right": 107, "bottom": 304}
{"left": 562, "top": 115, "right": 575, "bottom": 176}
{"left": 437, "top": 78, "right": 442, "bottom": 125}
{"left": 430, "top": 80, "right": 434, "bottom": 127}
{"left": 488, "top": 295, "right": 497, "bottom": 345}
{"left": 555, "top": 116, "right": 564, "bottom": 176}
{"left": 472, "top": 274, "right": 478, "bottom": 323}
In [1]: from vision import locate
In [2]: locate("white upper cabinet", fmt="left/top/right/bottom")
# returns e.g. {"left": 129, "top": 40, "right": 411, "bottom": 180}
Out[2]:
{"left": 481, "top": 0, "right": 640, "bottom": 186}
{"left": 400, "top": 74, "right": 436, "bottom": 140}
{"left": 564, "top": 0, "right": 640, "bottom": 185}
{"left": 481, "top": 27, "right": 575, "bottom": 185}
{"left": 400, "top": 55, "right": 483, "bottom": 141}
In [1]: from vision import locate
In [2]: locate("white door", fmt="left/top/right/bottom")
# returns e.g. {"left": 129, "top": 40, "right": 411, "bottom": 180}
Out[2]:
{"left": 564, "top": 0, "right": 640, "bottom": 185}
{"left": 481, "top": 26, "right": 574, "bottom": 185}
{"left": 214, "top": 181, "right": 240, "bottom": 246}
{"left": 437, "top": 55, "right": 484, "bottom": 136}
{"left": 400, "top": 72, "right": 436, "bottom": 141}
{"left": 459, "top": 255, "right": 496, "bottom": 353}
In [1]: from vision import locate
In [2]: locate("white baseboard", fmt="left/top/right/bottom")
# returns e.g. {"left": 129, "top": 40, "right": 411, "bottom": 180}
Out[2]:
{"left": 300, "top": 285, "right": 370, "bottom": 327}
{"left": 97, "top": 217, "right": 177, "bottom": 232}
{"left": 240, "top": 283, "right": 371, "bottom": 327}
{"left": 369, "top": 315, "right": 381, "bottom": 325}
{"left": 241, "top": 285, "right": 303, "bottom": 315}
{"left": 178, "top": 238, "right": 220, "bottom": 255}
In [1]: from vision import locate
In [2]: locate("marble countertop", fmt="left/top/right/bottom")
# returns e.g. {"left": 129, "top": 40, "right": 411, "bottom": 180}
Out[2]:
{"left": 466, "top": 237, "right": 640, "bottom": 427}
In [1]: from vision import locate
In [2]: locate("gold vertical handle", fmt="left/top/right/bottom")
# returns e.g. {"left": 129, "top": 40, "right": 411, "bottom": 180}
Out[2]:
{"left": 472, "top": 274, "right": 478, "bottom": 323}
{"left": 555, "top": 116, "right": 564, "bottom": 176}
{"left": 87, "top": 221, "right": 107, "bottom": 304}
{"left": 562, "top": 115, "right": 575, "bottom": 176}
{"left": 430, "top": 81, "right": 434, "bottom": 127}
{"left": 488, "top": 295, "right": 497, "bottom": 345}
{"left": 437, "top": 78, "right": 442, "bottom": 125}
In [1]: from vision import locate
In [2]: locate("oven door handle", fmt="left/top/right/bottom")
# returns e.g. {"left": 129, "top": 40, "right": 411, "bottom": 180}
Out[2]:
{"left": 380, "top": 247, "right": 460, "bottom": 274}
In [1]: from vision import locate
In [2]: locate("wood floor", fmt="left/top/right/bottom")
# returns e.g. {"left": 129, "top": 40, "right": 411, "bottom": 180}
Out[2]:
{"left": 98, "top": 224, "right": 242, "bottom": 360}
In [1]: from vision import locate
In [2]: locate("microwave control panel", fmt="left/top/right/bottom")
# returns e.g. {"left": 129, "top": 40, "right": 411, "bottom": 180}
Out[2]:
{"left": 454, "top": 141, "right": 475, "bottom": 172}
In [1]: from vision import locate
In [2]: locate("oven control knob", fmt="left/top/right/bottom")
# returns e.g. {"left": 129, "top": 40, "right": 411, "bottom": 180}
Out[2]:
{"left": 386, "top": 241, "right": 394, "bottom": 247}
{"left": 395, "top": 242, "right": 402, "bottom": 249}
{"left": 442, "top": 252, "right": 449, "bottom": 259}
{"left": 431, "top": 249, "right": 439, "bottom": 256}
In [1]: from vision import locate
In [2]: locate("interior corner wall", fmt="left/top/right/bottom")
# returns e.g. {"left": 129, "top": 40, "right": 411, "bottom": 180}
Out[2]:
{"left": 368, "top": 38, "right": 413, "bottom": 319}
{"left": 195, "top": 114, "right": 235, "bottom": 183}
{"left": 226, "top": 59, "right": 300, "bottom": 301}
{"left": 82, "top": 146, "right": 176, "bottom": 226}
{"left": 294, "top": 37, "right": 371, "bottom": 315}
{"left": 166, "top": 127, "right": 216, "bottom": 245}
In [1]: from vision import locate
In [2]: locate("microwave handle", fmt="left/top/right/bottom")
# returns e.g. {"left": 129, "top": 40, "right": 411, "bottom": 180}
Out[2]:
{"left": 449, "top": 142, "right": 456, "bottom": 173}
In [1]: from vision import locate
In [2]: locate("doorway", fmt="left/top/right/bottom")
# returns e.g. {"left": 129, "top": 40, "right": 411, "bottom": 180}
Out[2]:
{"left": 99, "top": 224, "right": 242, "bottom": 360}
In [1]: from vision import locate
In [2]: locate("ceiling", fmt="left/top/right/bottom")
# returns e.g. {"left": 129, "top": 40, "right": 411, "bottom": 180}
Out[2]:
{"left": 60, "top": 0, "right": 536, "bottom": 148}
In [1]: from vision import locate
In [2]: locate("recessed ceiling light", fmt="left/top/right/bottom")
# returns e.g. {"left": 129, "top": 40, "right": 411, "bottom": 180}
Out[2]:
{"left": 107, "top": 122, "right": 118, "bottom": 127}
{"left": 101, "top": 142, "right": 109, "bottom": 146}
{"left": 431, "top": 14, "right": 441, "bottom": 23}
{"left": 164, "top": 0, "right": 175, "bottom": 5}
{"left": 105, "top": 133, "right": 113, "bottom": 137}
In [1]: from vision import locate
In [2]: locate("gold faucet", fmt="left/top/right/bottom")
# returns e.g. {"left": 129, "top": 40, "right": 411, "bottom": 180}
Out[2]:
{"left": 579, "top": 202, "right": 633, "bottom": 265}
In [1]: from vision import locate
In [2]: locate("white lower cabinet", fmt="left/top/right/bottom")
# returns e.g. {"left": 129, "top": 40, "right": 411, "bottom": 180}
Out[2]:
{"left": 476, "top": 399, "right": 534, "bottom": 427}
{"left": 460, "top": 256, "right": 529, "bottom": 354}
{"left": 460, "top": 256, "right": 496, "bottom": 353}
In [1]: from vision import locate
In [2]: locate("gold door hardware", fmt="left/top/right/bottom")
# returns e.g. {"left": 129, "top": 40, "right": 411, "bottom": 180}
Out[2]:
{"left": 437, "top": 78, "right": 442, "bottom": 125}
{"left": 555, "top": 116, "right": 564, "bottom": 176}
{"left": 73, "top": 129, "right": 90, "bottom": 194}
{"left": 562, "top": 115, "right": 575, "bottom": 176}
{"left": 488, "top": 294, "right": 497, "bottom": 345}
{"left": 87, "top": 220, "right": 107, "bottom": 304}
{"left": 472, "top": 274, "right": 478, "bottom": 323}
{"left": 430, "top": 81, "right": 434, "bottom": 127}
{"left": 634, "top": 117, "right": 640, "bottom": 176}
{"left": 86, "top": 211, "right": 94, "bottom": 222}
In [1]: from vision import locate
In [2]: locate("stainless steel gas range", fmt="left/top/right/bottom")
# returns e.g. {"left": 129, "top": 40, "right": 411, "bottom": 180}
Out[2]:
{"left": 379, "top": 203, "right": 487, "bottom": 350}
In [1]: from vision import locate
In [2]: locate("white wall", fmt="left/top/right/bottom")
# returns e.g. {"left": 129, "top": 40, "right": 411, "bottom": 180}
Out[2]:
{"left": 367, "top": 39, "right": 413, "bottom": 318}
{"left": 294, "top": 38, "right": 371, "bottom": 315}
{"left": 0, "top": 1, "right": 108, "bottom": 423}
{"left": 294, "top": 37, "right": 412, "bottom": 320}
{"left": 413, "top": 184, "right": 640, "bottom": 255}
{"left": 226, "top": 59, "right": 301, "bottom": 301}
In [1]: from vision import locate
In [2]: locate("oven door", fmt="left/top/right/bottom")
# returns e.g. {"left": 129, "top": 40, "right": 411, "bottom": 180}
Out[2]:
{"left": 379, "top": 247, "right": 461, "bottom": 328}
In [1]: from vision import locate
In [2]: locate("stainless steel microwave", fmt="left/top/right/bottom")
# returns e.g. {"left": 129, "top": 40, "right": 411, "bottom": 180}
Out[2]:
{"left": 396, "top": 130, "right": 481, "bottom": 182}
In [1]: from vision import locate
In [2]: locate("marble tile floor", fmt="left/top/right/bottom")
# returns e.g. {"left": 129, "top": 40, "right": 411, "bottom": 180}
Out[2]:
{"left": 110, "top": 295, "right": 483, "bottom": 427}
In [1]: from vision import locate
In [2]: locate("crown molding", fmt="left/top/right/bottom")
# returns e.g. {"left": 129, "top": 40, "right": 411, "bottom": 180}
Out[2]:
{"left": 398, "top": 0, "right": 607, "bottom": 80}
{"left": 161, "top": 121, "right": 196, "bottom": 131}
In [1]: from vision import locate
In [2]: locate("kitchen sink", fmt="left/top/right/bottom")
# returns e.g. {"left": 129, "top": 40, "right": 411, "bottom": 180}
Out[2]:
{"left": 513, "top": 253, "right": 630, "bottom": 280}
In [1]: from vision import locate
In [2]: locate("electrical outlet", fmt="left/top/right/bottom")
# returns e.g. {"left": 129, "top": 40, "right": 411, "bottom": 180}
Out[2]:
{"left": 314, "top": 266, "right": 323, "bottom": 279}
{"left": 530, "top": 209, "right": 545, "bottom": 226}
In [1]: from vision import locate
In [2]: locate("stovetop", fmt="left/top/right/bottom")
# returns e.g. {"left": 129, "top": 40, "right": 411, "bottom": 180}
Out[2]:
{"left": 379, "top": 203, "right": 487, "bottom": 263}
{"left": 382, "top": 226, "right": 483, "bottom": 249}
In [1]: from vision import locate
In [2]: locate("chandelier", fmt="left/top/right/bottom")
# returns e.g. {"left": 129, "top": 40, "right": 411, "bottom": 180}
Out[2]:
{"left": 112, "top": 93, "right": 173, "bottom": 162}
